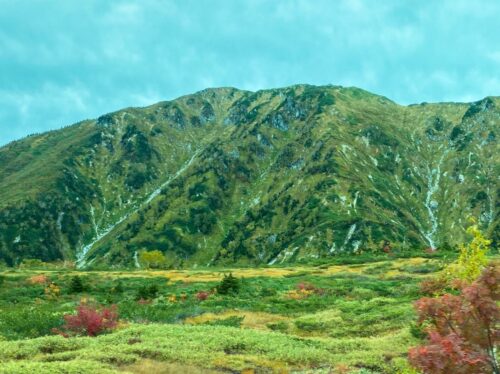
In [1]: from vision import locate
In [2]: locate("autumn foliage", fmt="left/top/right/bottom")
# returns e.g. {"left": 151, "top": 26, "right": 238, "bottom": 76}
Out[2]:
{"left": 409, "top": 264, "right": 499, "bottom": 374}
{"left": 444, "top": 221, "right": 490, "bottom": 283}
{"left": 54, "top": 303, "right": 119, "bottom": 337}
{"left": 138, "top": 250, "right": 167, "bottom": 269}
{"left": 196, "top": 291, "right": 210, "bottom": 301}
{"left": 285, "top": 282, "right": 325, "bottom": 300}
{"left": 28, "top": 274, "right": 50, "bottom": 285}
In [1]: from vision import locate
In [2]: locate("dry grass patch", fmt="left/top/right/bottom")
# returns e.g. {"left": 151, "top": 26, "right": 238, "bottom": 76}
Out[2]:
{"left": 184, "top": 310, "right": 290, "bottom": 331}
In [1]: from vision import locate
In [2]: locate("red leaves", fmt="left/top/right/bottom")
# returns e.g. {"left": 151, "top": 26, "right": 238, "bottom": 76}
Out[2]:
{"left": 296, "top": 282, "right": 316, "bottom": 291}
{"left": 196, "top": 291, "right": 210, "bottom": 301}
{"left": 409, "top": 264, "right": 500, "bottom": 373}
{"left": 54, "top": 303, "right": 119, "bottom": 337}
{"left": 419, "top": 277, "right": 449, "bottom": 296}
{"left": 409, "top": 332, "right": 488, "bottom": 373}
{"left": 296, "top": 282, "right": 325, "bottom": 295}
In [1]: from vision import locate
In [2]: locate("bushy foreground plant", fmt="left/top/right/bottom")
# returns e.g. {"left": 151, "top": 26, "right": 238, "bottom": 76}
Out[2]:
{"left": 420, "top": 223, "right": 492, "bottom": 297}
{"left": 54, "top": 303, "right": 119, "bottom": 337}
{"left": 444, "top": 221, "right": 490, "bottom": 283}
{"left": 409, "top": 264, "right": 499, "bottom": 374}
{"left": 0, "top": 306, "right": 65, "bottom": 340}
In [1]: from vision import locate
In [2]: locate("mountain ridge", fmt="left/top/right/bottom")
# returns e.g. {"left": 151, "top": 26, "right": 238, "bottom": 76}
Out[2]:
{"left": 0, "top": 85, "right": 498, "bottom": 267}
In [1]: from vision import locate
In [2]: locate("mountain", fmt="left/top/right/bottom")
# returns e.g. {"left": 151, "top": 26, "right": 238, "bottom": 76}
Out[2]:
{"left": 0, "top": 85, "right": 498, "bottom": 268}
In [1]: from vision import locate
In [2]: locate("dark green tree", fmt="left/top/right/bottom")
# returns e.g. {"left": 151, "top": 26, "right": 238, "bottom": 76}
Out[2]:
{"left": 135, "top": 284, "right": 159, "bottom": 300}
{"left": 216, "top": 273, "right": 240, "bottom": 295}
{"left": 69, "top": 275, "right": 85, "bottom": 293}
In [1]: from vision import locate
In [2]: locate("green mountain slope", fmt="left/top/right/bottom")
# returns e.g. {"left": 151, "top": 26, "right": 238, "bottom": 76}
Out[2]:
{"left": 0, "top": 85, "right": 498, "bottom": 267}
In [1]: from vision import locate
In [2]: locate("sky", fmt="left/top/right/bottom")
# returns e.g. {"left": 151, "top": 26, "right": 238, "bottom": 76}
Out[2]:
{"left": 0, "top": 0, "right": 499, "bottom": 145}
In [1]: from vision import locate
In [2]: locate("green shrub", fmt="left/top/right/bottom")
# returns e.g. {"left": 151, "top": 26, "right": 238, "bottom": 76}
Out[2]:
{"left": 400, "top": 263, "right": 442, "bottom": 274}
{"left": 68, "top": 276, "right": 86, "bottom": 293}
{"left": 216, "top": 273, "right": 240, "bottom": 295}
{"left": 0, "top": 307, "right": 65, "bottom": 340}
{"left": 266, "top": 321, "right": 289, "bottom": 332}
{"left": 203, "top": 316, "right": 244, "bottom": 328}
{"left": 135, "top": 284, "right": 159, "bottom": 300}
{"left": 112, "top": 280, "right": 124, "bottom": 294}
{"left": 259, "top": 287, "right": 277, "bottom": 297}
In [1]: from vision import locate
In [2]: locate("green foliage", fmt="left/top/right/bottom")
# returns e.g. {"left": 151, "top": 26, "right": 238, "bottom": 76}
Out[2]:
{"left": 2, "top": 86, "right": 498, "bottom": 268}
{"left": 0, "top": 322, "right": 415, "bottom": 373}
{"left": 216, "top": 273, "right": 240, "bottom": 295}
{"left": 445, "top": 222, "right": 491, "bottom": 282}
{"left": 68, "top": 276, "right": 86, "bottom": 293}
{"left": 203, "top": 316, "right": 244, "bottom": 328}
{"left": 112, "top": 280, "right": 124, "bottom": 294}
{"left": 259, "top": 287, "right": 277, "bottom": 297}
{"left": 400, "top": 263, "right": 443, "bottom": 274}
{"left": 266, "top": 321, "right": 289, "bottom": 332}
{"left": 0, "top": 256, "right": 465, "bottom": 371}
{"left": 19, "top": 259, "right": 49, "bottom": 269}
{"left": 0, "top": 306, "right": 65, "bottom": 340}
{"left": 135, "top": 284, "right": 159, "bottom": 300}
{"left": 138, "top": 250, "right": 167, "bottom": 269}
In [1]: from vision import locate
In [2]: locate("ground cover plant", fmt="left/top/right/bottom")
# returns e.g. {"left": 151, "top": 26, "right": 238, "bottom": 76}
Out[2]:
{"left": 0, "top": 254, "right": 462, "bottom": 373}
{"left": 0, "top": 244, "right": 498, "bottom": 373}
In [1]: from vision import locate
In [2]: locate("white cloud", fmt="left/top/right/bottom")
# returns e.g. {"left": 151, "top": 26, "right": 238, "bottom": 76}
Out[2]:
{"left": 0, "top": 0, "right": 498, "bottom": 144}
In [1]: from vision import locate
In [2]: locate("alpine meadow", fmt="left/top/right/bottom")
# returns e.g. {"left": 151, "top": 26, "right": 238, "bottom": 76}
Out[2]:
{"left": 0, "top": 85, "right": 498, "bottom": 373}
{"left": 1, "top": 1, "right": 499, "bottom": 373}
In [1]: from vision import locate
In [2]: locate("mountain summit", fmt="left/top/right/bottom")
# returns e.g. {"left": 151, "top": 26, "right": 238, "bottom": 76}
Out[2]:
{"left": 0, "top": 85, "right": 498, "bottom": 267}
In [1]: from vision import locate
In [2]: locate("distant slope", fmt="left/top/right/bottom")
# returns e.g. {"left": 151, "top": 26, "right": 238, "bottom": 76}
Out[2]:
{"left": 0, "top": 85, "right": 498, "bottom": 267}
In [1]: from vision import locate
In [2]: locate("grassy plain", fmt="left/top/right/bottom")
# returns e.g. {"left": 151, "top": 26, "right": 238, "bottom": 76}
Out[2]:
{"left": 0, "top": 255, "right": 452, "bottom": 373}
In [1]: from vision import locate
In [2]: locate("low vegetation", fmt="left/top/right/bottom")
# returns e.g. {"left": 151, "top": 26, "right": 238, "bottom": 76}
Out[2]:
{"left": 0, "top": 230, "right": 497, "bottom": 373}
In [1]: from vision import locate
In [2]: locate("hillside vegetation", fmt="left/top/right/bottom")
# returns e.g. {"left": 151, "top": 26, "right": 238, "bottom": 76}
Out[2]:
{"left": 0, "top": 85, "right": 498, "bottom": 267}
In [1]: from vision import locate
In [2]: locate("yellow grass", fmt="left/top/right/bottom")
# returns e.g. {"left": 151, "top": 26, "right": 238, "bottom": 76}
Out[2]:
{"left": 184, "top": 310, "right": 289, "bottom": 330}
{"left": 4, "top": 257, "right": 442, "bottom": 284}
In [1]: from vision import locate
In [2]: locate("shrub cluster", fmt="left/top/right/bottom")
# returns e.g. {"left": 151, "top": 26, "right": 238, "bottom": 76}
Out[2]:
{"left": 216, "top": 273, "right": 240, "bottom": 295}
{"left": 54, "top": 303, "right": 119, "bottom": 337}
{"left": 409, "top": 265, "right": 499, "bottom": 373}
{"left": 286, "top": 282, "right": 325, "bottom": 300}
{"left": 135, "top": 284, "right": 159, "bottom": 301}
{"left": 68, "top": 276, "right": 87, "bottom": 293}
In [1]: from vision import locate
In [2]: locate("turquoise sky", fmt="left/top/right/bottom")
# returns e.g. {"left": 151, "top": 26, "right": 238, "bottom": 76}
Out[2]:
{"left": 1, "top": 0, "right": 499, "bottom": 145}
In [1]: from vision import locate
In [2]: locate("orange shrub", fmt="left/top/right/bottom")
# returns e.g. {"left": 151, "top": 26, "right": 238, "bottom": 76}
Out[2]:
{"left": 28, "top": 274, "right": 50, "bottom": 285}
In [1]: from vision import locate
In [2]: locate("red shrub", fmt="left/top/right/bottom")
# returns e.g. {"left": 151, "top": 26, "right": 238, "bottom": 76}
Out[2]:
{"left": 28, "top": 274, "right": 50, "bottom": 285}
{"left": 54, "top": 303, "right": 119, "bottom": 337}
{"left": 196, "top": 291, "right": 210, "bottom": 301}
{"left": 296, "top": 282, "right": 316, "bottom": 291}
{"left": 296, "top": 282, "right": 325, "bottom": 295}
{"left": 419, "top": 277, "right": 450, "bottom": 296}
{"left": 409, "top": 265, "right": 499, "bottom": 374}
